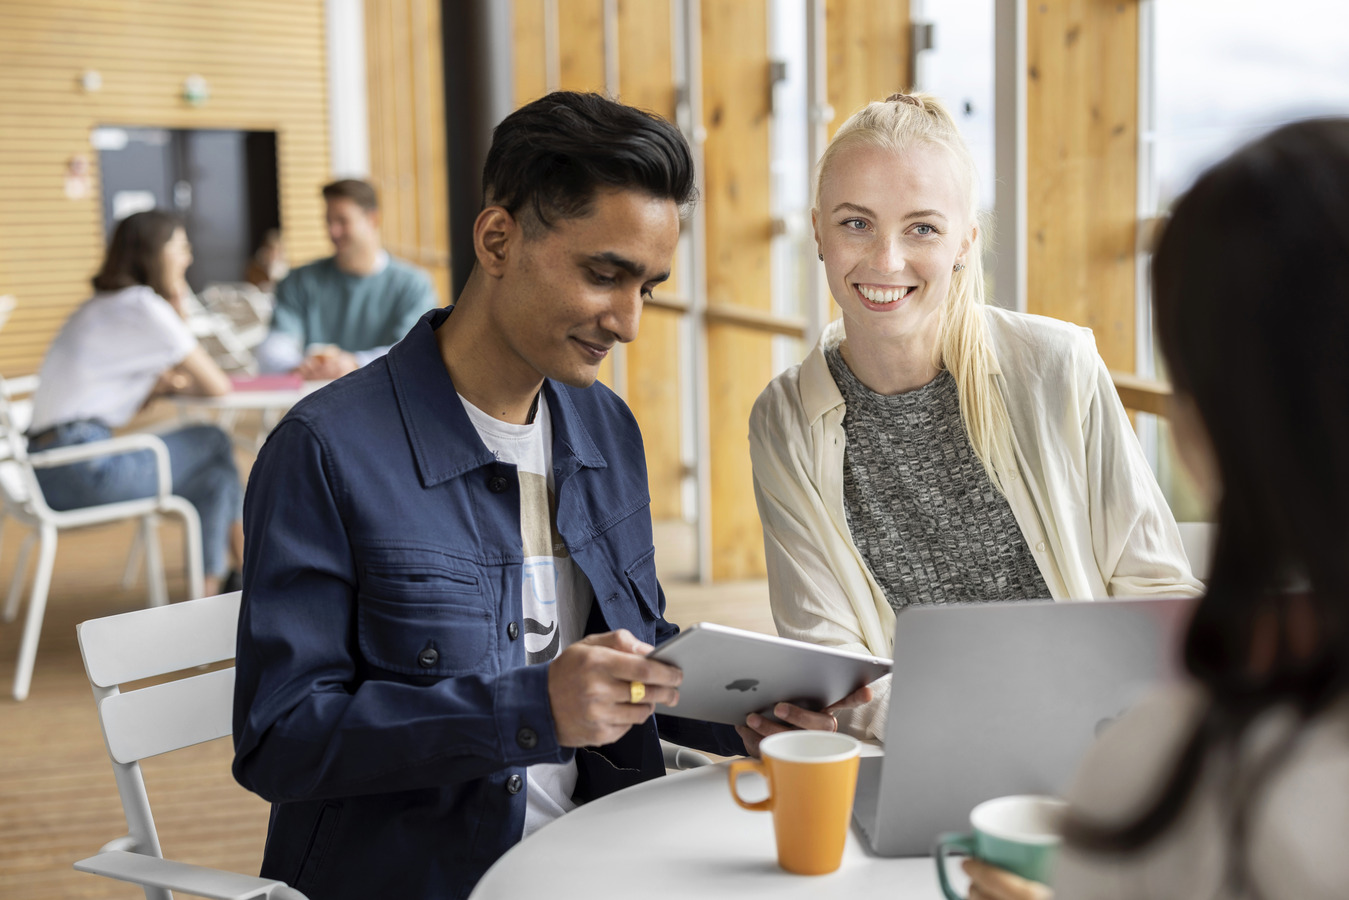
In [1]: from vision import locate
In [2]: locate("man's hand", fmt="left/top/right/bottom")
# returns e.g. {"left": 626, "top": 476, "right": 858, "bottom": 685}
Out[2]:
{"left": 733, "top": 684, "right": 874, "bottom": 757}
{"left": 962, "top": 859, "right": 1053, "bottom": 900}
{"left": 548, "top": 630, "right": 682, "bottom": 747}
{"left": 295, "top": 349, "right": 359, "bottom": 380}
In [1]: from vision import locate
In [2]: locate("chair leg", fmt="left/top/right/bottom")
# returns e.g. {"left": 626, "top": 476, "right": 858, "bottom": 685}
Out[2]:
{"left": 121, "top": 527, "right": 144, "bottom": 590}
{"left": 12, "top": 524, "right": 56, "bottom": 701}
{"left": 141, "top": 515, "right": 168, "bottom": 608}
{"left": 178, "top": 508, "right": 204, "bottom": 601}
{"left": 3, "top": 530, "right": 36, "bottom": 624}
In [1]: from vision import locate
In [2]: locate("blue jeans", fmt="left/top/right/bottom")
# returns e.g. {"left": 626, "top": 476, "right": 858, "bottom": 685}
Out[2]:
{"left": 32, "top": 420, "right": 243, "bottom": 577}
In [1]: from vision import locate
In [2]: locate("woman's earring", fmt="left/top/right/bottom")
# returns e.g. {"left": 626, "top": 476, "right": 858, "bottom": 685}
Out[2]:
{"left": 818, "top": 252, "right": 824, "bottom": 261}
{"left": 953, "top": 262, "right": 965, "bottom": 272}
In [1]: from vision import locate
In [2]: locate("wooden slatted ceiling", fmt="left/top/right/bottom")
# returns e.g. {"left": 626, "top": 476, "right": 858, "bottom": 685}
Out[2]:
{"left": 364, "top": 0, "right": 452, "bottom": 308}
{"left": 1027, "top": 0, "right": 1138, "bottom": 371}
{"left": 0, "top": 0, "right": 331, "bottom": 378}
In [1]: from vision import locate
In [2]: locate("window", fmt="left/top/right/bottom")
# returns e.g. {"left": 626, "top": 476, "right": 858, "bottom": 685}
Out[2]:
{"left": 1140, "top": 0, "right": 1349, "bottom": 517}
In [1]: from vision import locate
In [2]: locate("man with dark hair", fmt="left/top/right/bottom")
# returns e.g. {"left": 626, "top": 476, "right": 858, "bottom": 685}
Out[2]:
{"left": 254, "top": 177, "right": 437, "bottom": 379}
{"left": 233, "top": 93, "right": 852, "bottom": 900}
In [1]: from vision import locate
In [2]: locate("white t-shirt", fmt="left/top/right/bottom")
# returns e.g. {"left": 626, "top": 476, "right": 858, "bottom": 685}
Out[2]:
{"left": 30, "top": 285, "right": 198, "bottom": 432}
{"left": 459, "top": 393, "right": 594, "bottom": 837}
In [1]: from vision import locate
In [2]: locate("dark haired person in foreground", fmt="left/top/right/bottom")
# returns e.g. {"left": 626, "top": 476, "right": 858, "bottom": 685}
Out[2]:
{"left": 232, "top": 92, "right": 860, "bottom": 900}
{"left": 964, "top": 118, "right": 1349, "bottom": 900}
{"left": 254, "top": 178, "right": 438, "bottom": 379}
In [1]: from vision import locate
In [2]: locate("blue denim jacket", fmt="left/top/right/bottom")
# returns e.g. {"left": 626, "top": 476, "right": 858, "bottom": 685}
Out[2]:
{"left": 233, "top": 308, "right": 744, "bottom": 899}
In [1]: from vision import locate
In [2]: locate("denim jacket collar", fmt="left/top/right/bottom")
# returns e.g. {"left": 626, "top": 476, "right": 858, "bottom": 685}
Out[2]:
{"left": 387, "top": 307, "right": 607, "bottom": 488}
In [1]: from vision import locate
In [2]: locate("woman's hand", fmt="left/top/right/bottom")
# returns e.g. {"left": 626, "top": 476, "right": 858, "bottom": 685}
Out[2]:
{"left": 962, "top": 859, "right": 1053, "bottom": 900}
{"left": 734, "top": 684, "right": 873, "bottom": 757}
{"left": 150, "top": 368, "right": 192, "bottom": 396}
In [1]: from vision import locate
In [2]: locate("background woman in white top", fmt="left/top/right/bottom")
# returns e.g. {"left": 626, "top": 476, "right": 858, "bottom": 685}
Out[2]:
{"left": 28, "top": 210, "right": 244, "bottom": 595}
{"left": 963, "top": 116, "right": 1349, "bottom": 900}
{"left": 748, "top": 93, "right": 1200, "bottom": 741}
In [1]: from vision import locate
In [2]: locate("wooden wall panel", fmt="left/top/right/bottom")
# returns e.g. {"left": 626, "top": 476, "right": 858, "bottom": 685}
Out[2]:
{"left": 513, "top": 0, "right": 551, "bottom": 106}
{"left": 0, "top": 0, "right": 331, "bottom": 377}
{"left": 1027, "top": 0, "right": 1138, "bottom": 370}
{"left": 556, "top": 0, "right": 606, "bottom": 92}
{"left": 825, "top": 0, "right": 911, "bottom": 138}
{"left": 615, "top": 0, "right": 683, "bottom": 521}
{"left": 364, "top": 0, "right": 451, "bottom": 307}
{"left": 703, "top": 0, "right": 773, "bottom": 580}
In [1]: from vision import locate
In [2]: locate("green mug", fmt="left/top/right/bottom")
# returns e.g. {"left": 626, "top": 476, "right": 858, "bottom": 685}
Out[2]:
{"left": 934, "top": 794, "right": 1067, "bottom": 900}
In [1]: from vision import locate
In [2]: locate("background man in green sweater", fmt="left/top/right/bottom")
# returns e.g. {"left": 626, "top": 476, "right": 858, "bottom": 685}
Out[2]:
{"left": 255, "top": 179, "right": 439, "bottom": 379}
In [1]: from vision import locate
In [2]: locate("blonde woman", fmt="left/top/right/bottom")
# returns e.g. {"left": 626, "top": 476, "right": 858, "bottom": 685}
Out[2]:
{"left": 748, "top": 93, "right": 1201, "bottom": 742}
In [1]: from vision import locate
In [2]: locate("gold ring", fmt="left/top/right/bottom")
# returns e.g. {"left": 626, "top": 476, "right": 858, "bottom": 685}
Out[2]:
{"left": 629, "top": 680, "right": 646, "bottom": 704}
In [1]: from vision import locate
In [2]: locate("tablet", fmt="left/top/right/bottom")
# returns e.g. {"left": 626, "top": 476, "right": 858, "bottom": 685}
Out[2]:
{"left": 647, "top": 622, "right": 892, "bottom": 726}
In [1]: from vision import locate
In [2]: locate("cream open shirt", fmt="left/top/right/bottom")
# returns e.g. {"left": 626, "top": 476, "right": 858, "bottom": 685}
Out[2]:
{"left": 748, "top": 307, "right": 1203, "bottom": 740}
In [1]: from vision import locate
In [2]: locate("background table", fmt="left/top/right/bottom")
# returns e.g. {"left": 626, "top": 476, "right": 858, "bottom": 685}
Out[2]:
{"left": 470, "top": 761, "right": 959, "bottom": 899}
{"left": 169, "top": 380, "right": 327, "bottom": 452}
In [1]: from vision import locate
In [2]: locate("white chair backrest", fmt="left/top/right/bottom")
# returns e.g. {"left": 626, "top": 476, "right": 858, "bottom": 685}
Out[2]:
{"left": 1177, "top": 521, "right": 1214, "bottom": 582}
{"left": 0, "top": 375, "right": 38, "bottom": 512}
{"left": 77, "top": 592, "right": 242, "bottom": 764}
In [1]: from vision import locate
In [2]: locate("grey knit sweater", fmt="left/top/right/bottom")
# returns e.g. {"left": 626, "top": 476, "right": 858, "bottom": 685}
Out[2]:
{"left": 825, "top": 344, "right": 1050, "bottom": 610}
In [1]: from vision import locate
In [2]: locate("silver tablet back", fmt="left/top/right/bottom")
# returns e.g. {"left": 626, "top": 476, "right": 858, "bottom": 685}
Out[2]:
{"left": 650, "top": 622, "right": 892, "bottom": 726}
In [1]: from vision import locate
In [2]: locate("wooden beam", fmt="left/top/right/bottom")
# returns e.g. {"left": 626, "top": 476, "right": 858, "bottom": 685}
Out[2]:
{"left": 1026, "top": 0, "right": 1139, "bottom": 372}
{"left": 1111, "top": 370, "right": 1170, "bottom": 418}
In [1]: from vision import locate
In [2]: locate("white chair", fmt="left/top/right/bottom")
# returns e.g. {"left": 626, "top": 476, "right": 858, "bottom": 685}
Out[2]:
{"left": 0, "top": 375, "right": 204, "bottom": 701}
{"left": 74, "top": 591, "right": 308, "bottom": 900}
{"left": 1177, "top": 521, "right": 1214, "bottom": 583}
{"left": 0, "top": 373, "right": 39, "bottom": 573}
{"left": 183, "top": 285, "right": 273, "bottom": 376}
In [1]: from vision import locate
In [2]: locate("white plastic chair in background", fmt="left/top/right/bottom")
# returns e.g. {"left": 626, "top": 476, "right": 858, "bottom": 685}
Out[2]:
{"left": 183, "top": 284, "right": 274, "bottom": 376}
{"left": 74, "top": 591, "right": 308, "bottom": 900}
{"left": 0, "top": 375, "right": 204, "bottom": 701}
{"left": 1177, "top": 521, "right": 1214, "bottom": 583}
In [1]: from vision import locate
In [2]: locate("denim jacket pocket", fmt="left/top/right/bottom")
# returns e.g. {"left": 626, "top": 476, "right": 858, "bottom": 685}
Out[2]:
{"left": 623, "top": 548, "right": 663, "bottom": 622}
{"left": 358, "top": 595, "right": 495, "bottom": 678}
{"left": 293, "top": 800, "right": 342, "bottom": 893}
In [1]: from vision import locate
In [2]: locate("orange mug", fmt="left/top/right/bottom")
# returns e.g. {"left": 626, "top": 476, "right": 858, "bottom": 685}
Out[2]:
{"left": 727, "top": 731, "right": 862, "bottom": 875}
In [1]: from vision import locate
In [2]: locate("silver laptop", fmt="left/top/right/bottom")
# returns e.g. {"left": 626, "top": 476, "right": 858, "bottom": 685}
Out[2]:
{"left": 853, "top": 596, "right": 1197, "bottom": 856}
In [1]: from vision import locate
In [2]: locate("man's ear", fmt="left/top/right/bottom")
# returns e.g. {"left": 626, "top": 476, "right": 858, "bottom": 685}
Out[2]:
{"left": 474, "top": 206, "right": 517, "bottom": 278}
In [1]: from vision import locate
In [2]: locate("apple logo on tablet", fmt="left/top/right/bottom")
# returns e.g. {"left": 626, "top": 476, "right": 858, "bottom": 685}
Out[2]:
{"left": 725, "top": 679, "right": 759, "bottom": 692}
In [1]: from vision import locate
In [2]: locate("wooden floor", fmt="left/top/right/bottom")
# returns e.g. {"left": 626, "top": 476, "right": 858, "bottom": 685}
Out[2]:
{"left": 0, "top": 514, "right": 773, "bottom": 899}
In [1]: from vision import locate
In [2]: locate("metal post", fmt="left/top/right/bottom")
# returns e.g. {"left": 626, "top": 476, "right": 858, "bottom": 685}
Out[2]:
{"left": 442, "top": 0, "right": 515, "bottom": 300}
{"left": 992, "top": 0, "right": 1027, "bottom": 312}
{"left": 675, "top": 0, "right": 712, "bottom": 584}
{"left": 804, "top": 0, "right": 831, "bottom": 348}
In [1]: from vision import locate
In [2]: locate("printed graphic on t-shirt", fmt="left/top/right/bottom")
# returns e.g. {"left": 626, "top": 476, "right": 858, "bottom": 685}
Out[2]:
{"left": 519, "top": 470, "right": 577, "bottom": 665}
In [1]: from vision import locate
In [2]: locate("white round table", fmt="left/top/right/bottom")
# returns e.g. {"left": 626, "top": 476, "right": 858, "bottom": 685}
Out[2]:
{"left": 470, "top": 762, "right": 955, "bottom": 899}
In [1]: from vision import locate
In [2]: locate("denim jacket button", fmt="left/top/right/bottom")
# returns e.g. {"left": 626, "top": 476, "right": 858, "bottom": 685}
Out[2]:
{"left": 507, "top": 621, "right": 519, "bottom": 640}
{"left": 505, "top": 774, "right": 523, "bottom": 794}
{"left": 417, "top": 646, "right": 439, "bottom": 668}
{"left": 488, "top": 475, "right": 509, "bottom": 493}
{"left": 516, "top": 727, "right": 538, "bottom": 750}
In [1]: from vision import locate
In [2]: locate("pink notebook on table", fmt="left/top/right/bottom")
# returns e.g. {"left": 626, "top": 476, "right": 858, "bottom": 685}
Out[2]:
{"left": 229, "top": 374, "right": 305, "bottom": 392}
